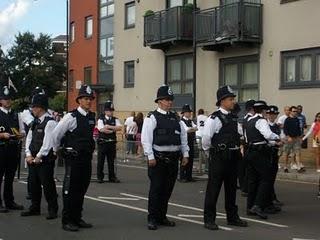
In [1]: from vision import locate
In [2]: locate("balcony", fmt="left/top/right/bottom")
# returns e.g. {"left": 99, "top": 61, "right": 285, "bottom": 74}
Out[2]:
{"left": 144, "top": 6, "right": 194, "bottom": 50}
{"left": 196, "top": 2, "right": 262, "bottom": 51}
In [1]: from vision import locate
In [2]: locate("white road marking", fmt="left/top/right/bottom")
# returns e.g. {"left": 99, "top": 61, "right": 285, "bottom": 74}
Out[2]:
{"left": 120, "top": 193, "right": 289, "bottom": 228}
{"left": 98, "top": 196, "right": 140, "bottom": 201}
{"left": 117, "top": 164, "right": 147, "bottom": 170}
{"left": 178, "top": 214, "right": 226, "bottom": 219}
{"left": 19, "top": 180, "right": 63, "bottom": 188}
{"left": 292, "top": 238, "right": 316, "bottom": 240}
{"left": 85, "top": 195, "right": 233, "bottom": 231}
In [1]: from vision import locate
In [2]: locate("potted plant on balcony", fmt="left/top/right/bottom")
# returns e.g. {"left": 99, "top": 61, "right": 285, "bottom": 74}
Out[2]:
{"left": 144, "top": 10, "right": 155, "bottom": 17}
{"left": 182, "top": 3, "right": 195, "bottom": 13}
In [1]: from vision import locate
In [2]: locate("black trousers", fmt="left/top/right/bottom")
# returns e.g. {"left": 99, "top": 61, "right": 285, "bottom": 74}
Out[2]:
{"left": 62, "top": 151, "right": 92, "bottom": 225}
{"left": 180, "top": 143, "right": 194, "bottom": 180}
{"left": 0, "top": 144, "right": 19, "bottom": 206}
{"left": 97, "top": 142, "right": 117, "bottom": 181}
{"left": 204, "top": 150, "right": 239, "bottom": 224}
{"left": 28, "top": 162, "right": 58, "bottom": 213}
{"left": 238, "top": 146, "right": 249, "bottom": 193}
{"left": 247, "top": 146, "right": 273, "bottom": 210}
{"left": 269, "top": 148, "right": 279, "bottom": 204}
{"left": 148, "top": 154, "right": 179, "bottom": 222}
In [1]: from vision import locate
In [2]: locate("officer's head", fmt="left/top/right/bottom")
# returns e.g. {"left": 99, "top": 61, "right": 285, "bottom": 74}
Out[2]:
{"left": 266, "top": 105, "right": 279, "bottom": 122}
{"left": 0, "top": 86, "right": 12, "bottom": 109}
{"left": 216, "top": 86, "right": 236, "bottom": 111}
{"left": 253, "top": 100, "right": 268, "bottom": 116}
{"left": 76, "top": 85, "right": 95, "bottom": 111}
{"left": 155, "top": 85, "right": 174, "bottom": 111}
{"left": 31, "top": 92, "right": 48, "bottom": 118}
{"left": 181, "top": 104, "right": 192, "bottom": 119}
{"left": 104, "top": 100, "right": 115, "bottom": 117}
{"left": 245, "top": 99, "right": 256, "bottom": 113}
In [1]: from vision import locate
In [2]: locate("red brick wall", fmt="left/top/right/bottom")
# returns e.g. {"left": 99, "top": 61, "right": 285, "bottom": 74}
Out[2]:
{"left": 68, "top": 0, "right": 98, "bottom": 111}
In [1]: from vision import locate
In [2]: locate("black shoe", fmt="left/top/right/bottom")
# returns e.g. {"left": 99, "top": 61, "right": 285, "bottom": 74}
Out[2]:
{"left": 187, "top": 178, "right": 196, "bottom": 182}
{"left": 204, "top": 222, "right": 219, "bottom": 230}
{"left": 273, "top": 199, "right": 284, "bottom": 206}
{"left": 249, "top": 205, "right": 268, "bottom": 219}
{"left": 264, "top": 205, "right": 281, "bottom": 214}
{"left": 0, "top": 205, "right": 8, "bottom": 213}
{"left": 6, "top": 202, "right": 24, "bottom": 210}
{"left": 284, "top": 168, "right": 289, "bottom": 173}
{"left": 148, "top": 221, "right": 158, "bottom": 230}
{"left": 46, "top": 212, "right": 58, "bottom": 220}
{"left": 77, "top": 219, "right": 93, "bottom": 228}
{"left": 21, "top": 210, "right": 41, "bottom": 217}
{"left": 227, "top": 218, "right": 248, "bottom": 227}
{"left": 109, "top": 177, "right": 120, "bottom": 183}
{"left": 159, "top": 218, "right": 175, "bottom": 227}
{"left": 97, "top": 179, "right": 104, "bottom": 184}
{"left": 62, "top": 223, "right": 79, "bottom": 232}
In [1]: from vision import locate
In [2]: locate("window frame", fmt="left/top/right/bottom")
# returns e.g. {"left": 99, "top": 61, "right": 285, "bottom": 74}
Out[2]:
{"left": 219, "top": 54, "right": 260, "bottom": 103}
{"left": 85, "top": 16, "right": 93, "bottom": 39}
{"left": 166, "top": 0, "right": 194, "bottom": 8}
{"left": 280, "top": 0, "right": 300, "bottom": 4}
{"left": 166, "top": 53, "right": 194, "bottom": 96}
{"left": 124, "top": 61, "right": 135, "bottom": 88}
{"left": 125, "top": 1, "right": 135, "bottom": 29}
{"left": 280, "top": 47, "right": 320, "bottom": 89}
{"left": 84, "top": 66, "right": 93, "bottom": 85}
{"left": 100, "top": 0, "right": 114, "bottom": 18}
{"left": 70, "top": 22, "right": 75, "bottom": 43}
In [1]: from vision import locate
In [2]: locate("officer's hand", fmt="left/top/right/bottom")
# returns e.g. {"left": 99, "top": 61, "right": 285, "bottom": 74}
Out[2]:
{"left": 0, "top": 132, "right": 11, "bottom": 139}
{"left": 148, "top": 159, "right": 157, "bottom": 167}
{"left": 181, "top": 157, "right": 188, "bottom": 166}
{"left": 33, "top": 157, "right": 42, "bottom": 164}
{"left": 26, "top": 156, "right": 34, "bottom": 164}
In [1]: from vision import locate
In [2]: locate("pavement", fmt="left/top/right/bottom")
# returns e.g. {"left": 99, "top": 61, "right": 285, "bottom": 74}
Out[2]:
{"left": 0, "top": 157, "right": 319, "bottom": 240}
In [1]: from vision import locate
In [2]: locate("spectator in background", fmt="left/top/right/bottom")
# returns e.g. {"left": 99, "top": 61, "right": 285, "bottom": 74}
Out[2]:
{"left": 134, "top": 112, "right": 144, "bottom": 158}
{"left": 277, "top": 106, "right": 290, "bottom": 139}
{"left": 283, "top": 106, "right": 305, "bottom": 173}
{"left": 196, "top": 109, "right": 208, "bottom": 138}
{"left": 303, "top": 112, "right": 320, "bottom": 172}
{"left": 124, "top": 111, "right": 136, "bottom": 155}
{"left": 297, "top": 105, "right": 308, "bottom": 149}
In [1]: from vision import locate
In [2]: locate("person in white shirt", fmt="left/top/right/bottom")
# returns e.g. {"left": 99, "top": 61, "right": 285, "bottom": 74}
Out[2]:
{"left": 96, "top": 100, "right": 122, "bottom": 183}
{"left": 124, "top": 111, "right": 136, "bottom": 154}
{"left": 21, "top": 92, "right": 58, "bottom": 220}
{"left": 196, "top": 109, "right": 207, "bottom": 138}
{"left": 141, "top": 85, "right": 189, "bottom": 230}
{"left": 180, "top": 104, "right": 198, "bottom": 182}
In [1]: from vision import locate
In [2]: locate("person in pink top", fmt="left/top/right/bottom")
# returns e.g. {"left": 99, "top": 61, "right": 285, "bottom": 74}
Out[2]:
{"left": 303, "top": 112, "right": 320, "bottom": 173}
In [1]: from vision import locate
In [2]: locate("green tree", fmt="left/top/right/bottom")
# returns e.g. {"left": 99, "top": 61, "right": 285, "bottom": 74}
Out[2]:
{"left": 5, "top": 32, "right": 66, "bottom": 101}
{"left": 49, "top": 92, "right": 66, "bottom": 113}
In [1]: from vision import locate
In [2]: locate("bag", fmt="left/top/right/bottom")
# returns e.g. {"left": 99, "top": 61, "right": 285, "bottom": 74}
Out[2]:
{"left": 301, "top": 137, "right": 308, "bottom": 149}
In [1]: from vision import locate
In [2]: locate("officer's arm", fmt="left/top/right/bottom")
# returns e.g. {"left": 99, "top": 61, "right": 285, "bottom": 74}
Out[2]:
{"left": 97, "top": 119, "right": 113, "bottom": 134}
{"left": 36, "top": 120, "right": 57, "bottom": 159}
{"left": 109, "top": 119, "right": 122, "bottom": 131}
{"left": 25, "top": 128, "right": 33, "bottom": 157}
{"left": 256, "top": 119, "right": 280, "bottom": 141}
{"left": 179, "top": 122, "right": 190, "bottom": 158}
{"left": 141, "top": 115, "right": 156, "bottom": 161}
{"left": 202, "top": 117, "right": 222, "bottom": 151}
{"left": 52, "top": 113, "right": 75, "bottom": 151}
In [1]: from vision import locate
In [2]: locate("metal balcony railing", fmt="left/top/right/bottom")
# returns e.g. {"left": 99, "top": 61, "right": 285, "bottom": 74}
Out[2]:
{"left": 144, "top": 6, "right": 194, "bottom": 49}
{"left": 196, "top": 2, "right": 262, "bottom": 49}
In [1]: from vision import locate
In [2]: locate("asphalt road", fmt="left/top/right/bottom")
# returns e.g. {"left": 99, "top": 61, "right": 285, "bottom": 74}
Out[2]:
{"left": 0, "top": 160, "right": 319, "bottom": 240}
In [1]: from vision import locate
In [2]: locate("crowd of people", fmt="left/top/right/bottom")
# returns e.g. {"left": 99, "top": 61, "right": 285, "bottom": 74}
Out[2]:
{"left": 0, "top": 83, "right": 319, "bottom": 234}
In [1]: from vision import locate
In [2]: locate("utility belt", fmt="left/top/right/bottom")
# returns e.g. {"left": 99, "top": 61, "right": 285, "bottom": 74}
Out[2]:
{"left": 248, "top": 143, "right": 271, "bottom": 152}
{"left": 210, "top": 143, "right": 240, "bottom": 155}
{"left": 30, "top": 150, "right": 56, "bottom": 163}
{"left": 61, "top": 147, "right": 79, "bottom": 158}
{"left": 153, "top": 150, "right": 181, "bottom": 164}
{"left": 97, "top": 138, "right": 116, "bottom": 145}
{"left": 0, "top": 139, "right": 21, "bottom": 147}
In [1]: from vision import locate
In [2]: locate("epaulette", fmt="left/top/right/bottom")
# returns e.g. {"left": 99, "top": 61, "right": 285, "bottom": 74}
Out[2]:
{"left": 210, "top": 111, "right": 219, "bottom": 119}
{"left": 147, "top": 111, "right": 154, "bottom": 118}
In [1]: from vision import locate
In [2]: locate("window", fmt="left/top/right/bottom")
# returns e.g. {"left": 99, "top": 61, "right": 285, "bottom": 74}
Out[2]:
{"left": 124, "top": 61, "right": 135, "bottom": 88}
{"left": 167, "top": 54, "right": 194, "bottom": 95}
{"left": 100, "top": 0, "right": 114, "bottom": 18}
{"left": 70, "top": 22, "right": 75, "bottom": 43}
{"left": 85, "top": 16, "right": 93, "bottom": 38}
{"left": 100, "top": 37, "right": 114, "bottom": 58}
{"left": 281, "top": 48, "right": 320, "bottom": 88}
{"left": 125, "top": 2, "right": 135, "bottom": 29}
{"left": 84, "top": 67, "right": 92, "bottom": 85}
{"left": 220, "top": 55, "right": 259, "bottom": 102}
{"left": 167, "top": 0, "right": 193, "bottom": 8}
{"left": 68, "top": 70, "right": 74, "bottom": 91}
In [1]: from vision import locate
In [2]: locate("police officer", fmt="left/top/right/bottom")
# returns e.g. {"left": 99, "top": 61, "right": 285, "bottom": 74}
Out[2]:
{"left": 52, "top": 85, "right": 96, "bottom": 231}
{"left": 202, "top": 86, "right": 248, "bottom": 230}
{"left": 180, "top": 104, "right": 197, "bottom": 182}
{"left": 97, "top": 100, "right": 122, "bottom": 183}
{"left": 266, "top": 105, "right": 283, "bottom": 209}
{"left": 141, "top": 85, "right": 189, "bottom": 230}
{"left": 21, "top": 92, "right": 58, "bottom": 219}
{"left": 0, "top": 86, "right": 24, "bottom": 213}
{"left": 246, "top": 101, "right": 280, "bottom": 219}
{"left": 239, "top": 99, "right": 256, "bottom": 197}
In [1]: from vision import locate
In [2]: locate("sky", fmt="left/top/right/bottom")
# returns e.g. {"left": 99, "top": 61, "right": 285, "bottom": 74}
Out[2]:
{"left": 0, "top": 0, "right": 67, "bottom": 51}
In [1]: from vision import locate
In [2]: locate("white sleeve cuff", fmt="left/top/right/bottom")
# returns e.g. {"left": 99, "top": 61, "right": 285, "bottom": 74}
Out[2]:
{"left": 148, "top": 154, "right": 155, "bottom": 161}
{"left": 183, "top": 152, "right": 189, "bottom": 158}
